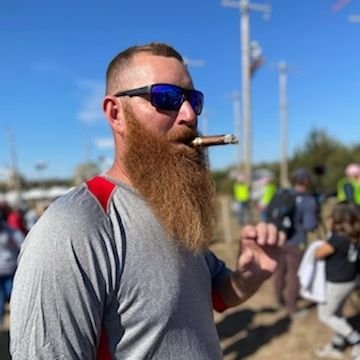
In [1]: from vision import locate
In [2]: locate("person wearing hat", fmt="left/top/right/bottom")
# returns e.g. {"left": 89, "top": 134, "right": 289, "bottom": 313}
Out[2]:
{"left": 273, "top": 168, "right": 318, "bottom": 317}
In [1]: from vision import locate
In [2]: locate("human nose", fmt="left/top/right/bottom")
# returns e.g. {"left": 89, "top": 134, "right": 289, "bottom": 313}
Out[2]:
{"left": 176, "top": 99, "right": 197, "bottom": 127}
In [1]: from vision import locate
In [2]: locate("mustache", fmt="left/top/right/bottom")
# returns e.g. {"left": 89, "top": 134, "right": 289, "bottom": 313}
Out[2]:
{"left": 166, "top": 127, "right": 199, "bottom": 143}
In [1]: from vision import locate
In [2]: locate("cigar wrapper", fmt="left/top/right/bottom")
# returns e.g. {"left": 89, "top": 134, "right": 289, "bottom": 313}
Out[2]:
{"left": 191, "top": 134, "right": 239, "bottom": 147}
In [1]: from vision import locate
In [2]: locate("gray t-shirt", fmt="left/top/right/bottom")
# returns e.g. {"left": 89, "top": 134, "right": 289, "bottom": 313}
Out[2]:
{"left": 10, "top": 177, "right": 231, "bottom": 359}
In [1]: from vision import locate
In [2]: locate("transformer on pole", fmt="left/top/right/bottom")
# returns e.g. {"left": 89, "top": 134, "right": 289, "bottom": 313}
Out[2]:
{"left": 221, "top": 0, "right": 270, "bottom": 185}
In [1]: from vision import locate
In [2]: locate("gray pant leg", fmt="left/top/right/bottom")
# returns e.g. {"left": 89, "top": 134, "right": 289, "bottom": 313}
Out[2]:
{"left": 317, "top": 280, "right": 357, "bottom": 337}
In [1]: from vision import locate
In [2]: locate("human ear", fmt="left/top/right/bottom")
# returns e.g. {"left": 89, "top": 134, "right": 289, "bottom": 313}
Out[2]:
{"left": 102, "top": 96, "right": 125, "bottom": 135}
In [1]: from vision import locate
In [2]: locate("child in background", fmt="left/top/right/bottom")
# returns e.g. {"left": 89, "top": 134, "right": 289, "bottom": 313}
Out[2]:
{"left": 315, "top": 202, "right": 360, "bottom": 359}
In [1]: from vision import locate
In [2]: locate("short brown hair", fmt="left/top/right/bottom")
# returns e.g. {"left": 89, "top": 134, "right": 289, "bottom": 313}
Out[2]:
{"left": 105, "top": 42, "right": 185, "bottom": 95}
{"left": 330, "top": 202, "right": 360, "bottom": 246}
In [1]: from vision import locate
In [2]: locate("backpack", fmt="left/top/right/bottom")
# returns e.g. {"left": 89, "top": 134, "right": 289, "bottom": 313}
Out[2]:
{"left": 265, "top": 188, "right": 297, "bottom": 239}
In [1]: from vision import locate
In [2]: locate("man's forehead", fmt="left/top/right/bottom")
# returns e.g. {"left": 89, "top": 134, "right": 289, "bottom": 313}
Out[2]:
{"left": 123, "top": 53, "right": 192, "bottom": 87}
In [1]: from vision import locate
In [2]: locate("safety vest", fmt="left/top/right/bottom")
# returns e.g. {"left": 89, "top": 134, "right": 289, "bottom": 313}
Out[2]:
{"left": 233, "top": 182, "right": 250, "bottom": 202}
{"left": 261, "top": 183, "right": 277, "bottom": 207}
{"left": 354, "top": 181, "right": 360, "bottom": 205}
{"left": 337, "top": 177, "right": 360, "bottom": 205}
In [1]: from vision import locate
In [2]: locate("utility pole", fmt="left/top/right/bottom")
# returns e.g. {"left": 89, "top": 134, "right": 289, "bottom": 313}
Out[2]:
{"left": 5, "top": 126, "right": 21, "bottom": 203}
{"left": 231, "top": 91, "right": 242, "bottom": 168}
{"left": 200, "top": 110, "right": 209, "bottom": 136}
{"left": 221, "top": 0, "right": 270, "bottom": 185}
{"left": 278, "top": 61, "right": 289, "bottom": 188}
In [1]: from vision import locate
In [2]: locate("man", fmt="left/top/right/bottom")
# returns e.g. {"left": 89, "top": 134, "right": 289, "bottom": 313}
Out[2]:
{"left": 10, "top": 42, "right": 284, "bottom": 359}
{"left": 272, "top": 168, "right": 318, "bottom": 317}
{"left": 257, "top": 175, "right": 277, "bottom": 222}
{"left": 337, "top": 163, "right": 360, "bottom": 206}
{"left": 233, "top": 173, "right": 252, "bottom": 225}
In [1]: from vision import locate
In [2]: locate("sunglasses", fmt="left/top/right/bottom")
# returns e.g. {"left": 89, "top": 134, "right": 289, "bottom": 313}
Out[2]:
{"left": 114, "top": 83, "right": 204, "bottom": 115}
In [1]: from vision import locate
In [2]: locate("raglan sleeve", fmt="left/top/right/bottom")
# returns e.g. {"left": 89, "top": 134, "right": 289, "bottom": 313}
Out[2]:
{"left": 203, "top": 250, "right": 233, "bottom": 312}
{"left": 203, "top": 250, "right": 232, "bottom": 289}
{"left": 10, "top": 191, "right": 120, "bottom": 360}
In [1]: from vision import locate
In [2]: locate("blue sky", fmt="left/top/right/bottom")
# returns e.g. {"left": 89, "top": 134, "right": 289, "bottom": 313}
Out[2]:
{"left": 1, "top": 0, "right": 360, "bottom": 180}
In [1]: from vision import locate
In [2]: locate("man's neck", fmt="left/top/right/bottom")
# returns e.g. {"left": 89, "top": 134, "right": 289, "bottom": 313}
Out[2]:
{"left": 106, "top": 164, "right": 133, "bottom": 187}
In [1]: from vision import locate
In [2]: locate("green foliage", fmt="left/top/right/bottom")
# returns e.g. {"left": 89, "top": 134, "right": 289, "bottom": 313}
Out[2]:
{"left": 212, "top": 128, "right": 360, "bottom": 197}
{"left": 288, "top": 128, "right": 359, "bottom": 196}
{"left": 73, "top": 162, "right": 100, "bottom": 185}
{"left": 212, "top": 168, "right": 234, "bottom": 194}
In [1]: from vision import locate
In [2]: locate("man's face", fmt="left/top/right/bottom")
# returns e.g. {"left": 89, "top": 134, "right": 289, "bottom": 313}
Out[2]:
{"left": 119, "top": 53, "right": 199, "bottom": 140}
{"left": 104, "top": 52, "right": 216, "bottom": 252}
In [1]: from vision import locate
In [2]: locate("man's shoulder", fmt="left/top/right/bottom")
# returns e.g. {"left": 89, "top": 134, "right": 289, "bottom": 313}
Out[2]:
{"left": 34, "top": 183, "right": 115, "bottom": 236}
{"left": 21, "top": 183, "right": 120, "bottom": 259}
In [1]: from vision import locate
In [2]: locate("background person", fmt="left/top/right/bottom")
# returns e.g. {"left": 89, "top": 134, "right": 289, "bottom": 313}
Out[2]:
{"left": 273, "top": 168, "right": 318, "bottom": 317}
{"left": 256, "top": 175, "right": 277, "bottom": 222}
{"left": 6, "top": 205, "right": 27, "bottom": 236}
{"left": 233, "top": 173, "right": 252, "bottom": 226}
{"left": 0, "top": 204, "right": 24, "bottom": 330}
{"left": 10, "top": 42, "right": 284, "bottom": 359}
{"left": 337, "top": 163, "right": 360, "bottom": 206}
{"left": 314, "top": 202, "right": 360, "bottom": 359}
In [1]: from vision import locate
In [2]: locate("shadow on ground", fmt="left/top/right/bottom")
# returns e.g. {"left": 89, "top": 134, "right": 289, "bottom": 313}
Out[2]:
{"left": 216, "top": 307, "right": 292, "bottom": 359}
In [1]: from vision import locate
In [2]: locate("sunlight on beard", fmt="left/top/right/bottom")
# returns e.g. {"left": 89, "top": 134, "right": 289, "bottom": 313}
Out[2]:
{"left": 123, "top": 106, "right": 216, "bottom": 253}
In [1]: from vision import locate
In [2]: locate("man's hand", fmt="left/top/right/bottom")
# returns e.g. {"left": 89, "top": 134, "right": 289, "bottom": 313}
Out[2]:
{"left": 221, "top": 223, "right": 285, "bottom": 307}
{"left": 238, "top": 222, "right": 285, "bottom": 282}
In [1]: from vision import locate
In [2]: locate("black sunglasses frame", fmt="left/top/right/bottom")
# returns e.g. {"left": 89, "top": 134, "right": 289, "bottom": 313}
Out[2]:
{"left": 113, "top": 83, "right": 204, "bottom": 115}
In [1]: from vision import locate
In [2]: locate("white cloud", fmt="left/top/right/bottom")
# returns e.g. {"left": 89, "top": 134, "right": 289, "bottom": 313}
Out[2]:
{"left": 183, "top": 57, "right": 206, "bottom": 67}
{"left": 75, "top": 79, "right": 105, "bottom": 123}
{"left": 95, "top": 137, "right": 114, "bottom": 149}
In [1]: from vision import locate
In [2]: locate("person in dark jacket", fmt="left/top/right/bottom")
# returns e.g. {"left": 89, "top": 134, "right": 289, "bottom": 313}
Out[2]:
{"left": 273, "top": 168, "right": 318, "bottom": 316}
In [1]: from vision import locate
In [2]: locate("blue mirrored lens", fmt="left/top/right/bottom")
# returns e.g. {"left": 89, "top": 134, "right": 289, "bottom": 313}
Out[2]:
{"left": 151, "top": 84, "right": 203, "bottom": 115}
{"left": 187, "top": 92, "right": 204, "bottom": 115}
{"left": 151, "top": 84, "right": 183, "bottom": 111}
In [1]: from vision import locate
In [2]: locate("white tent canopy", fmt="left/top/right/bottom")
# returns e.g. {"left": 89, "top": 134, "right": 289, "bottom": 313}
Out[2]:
{"left": 0, "top": 186, "right": 72, "bottom": 205}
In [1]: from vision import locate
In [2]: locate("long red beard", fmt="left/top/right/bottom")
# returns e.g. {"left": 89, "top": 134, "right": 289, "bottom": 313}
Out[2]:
{"left": 123, "top": 107, "right": 216, "bottom": 252}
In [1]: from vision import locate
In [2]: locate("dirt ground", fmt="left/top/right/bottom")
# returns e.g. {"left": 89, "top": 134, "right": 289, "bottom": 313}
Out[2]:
{"left": 1, "top": 199, "right": 359, "bottom": 359}
{"left": 211, "top": 241, "right": 360, "bottom": 360}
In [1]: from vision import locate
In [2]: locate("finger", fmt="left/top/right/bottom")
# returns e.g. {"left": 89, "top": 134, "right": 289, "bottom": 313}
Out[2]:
{"left": 238, "top": 247, "right": 255, "bottom": 270}
{"left": 278, "top": 230, "right": 287, "bottom": 247}
{"left": 241, "top": 225, "right": 257, "bottom": 239}
{"left": 265, "top": 223, "right": 279, "bottom": 246}
{"left": 254, "top": 222, "right": 268, "bottom": 246}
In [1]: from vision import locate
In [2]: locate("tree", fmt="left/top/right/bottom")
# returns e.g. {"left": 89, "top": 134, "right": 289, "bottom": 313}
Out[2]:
{"left": 73, "top": 162, "right": 100, "bottom": 185}
{"left": 281, "top": 128, "right": 360, "bottom": 196}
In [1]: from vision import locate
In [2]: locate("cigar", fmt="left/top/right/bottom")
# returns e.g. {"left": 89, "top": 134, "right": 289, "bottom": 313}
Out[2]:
{"left": 191, "top": 134, "right": 239, "bottom": 147}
